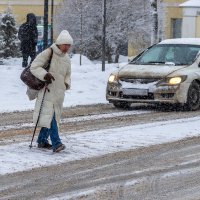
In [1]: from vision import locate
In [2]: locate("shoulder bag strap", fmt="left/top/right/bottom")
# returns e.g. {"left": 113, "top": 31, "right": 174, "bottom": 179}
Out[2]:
{"left": 46, "top": 47, "right": 53, "bottom": 72}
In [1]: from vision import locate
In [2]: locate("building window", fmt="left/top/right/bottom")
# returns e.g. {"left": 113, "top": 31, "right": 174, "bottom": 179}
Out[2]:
{"left": 171, "top": 18, "right": 182, "bottom": 38}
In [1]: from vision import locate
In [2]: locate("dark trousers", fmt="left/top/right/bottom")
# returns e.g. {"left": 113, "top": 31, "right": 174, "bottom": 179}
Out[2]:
{"left": 22, "top": 50, "right": 36, "bottom": 68}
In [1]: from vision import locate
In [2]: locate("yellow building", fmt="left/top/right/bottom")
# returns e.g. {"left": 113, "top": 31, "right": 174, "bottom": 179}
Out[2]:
{"left": 129, "top": 0, "right": 200, "bottom": 58}
{"left": 180, "top": 0, "right": 200, "bottom": 38}
{"left": 0, "top": 0, "right": 62, "bottom": 26}
{"left": 162, "top": 0, "right": 185, "bottom": 39}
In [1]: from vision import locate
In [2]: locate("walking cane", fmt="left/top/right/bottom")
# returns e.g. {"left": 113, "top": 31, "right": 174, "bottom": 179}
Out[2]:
{"left": 29, "top": 84, "right": 49, "bottom": 149}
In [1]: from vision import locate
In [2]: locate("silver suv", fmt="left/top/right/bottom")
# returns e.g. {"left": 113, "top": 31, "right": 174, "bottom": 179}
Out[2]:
{"left": 106, "top": 38, "right": 200, "bottom": 110}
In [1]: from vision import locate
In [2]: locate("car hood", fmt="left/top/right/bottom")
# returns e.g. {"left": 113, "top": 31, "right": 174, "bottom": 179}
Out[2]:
{"left": 118, "top": 64, "right": 186, "bottom": 79}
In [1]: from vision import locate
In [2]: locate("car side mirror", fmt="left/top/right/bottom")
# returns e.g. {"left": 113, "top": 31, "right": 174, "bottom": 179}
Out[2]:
{"left": 199, "top": 62, "right": 200, "bottom": 67}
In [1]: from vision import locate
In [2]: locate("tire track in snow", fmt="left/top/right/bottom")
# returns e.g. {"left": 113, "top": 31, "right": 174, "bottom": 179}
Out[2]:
{"left": 0, "top": 110, "right": 151, "bottom": 131}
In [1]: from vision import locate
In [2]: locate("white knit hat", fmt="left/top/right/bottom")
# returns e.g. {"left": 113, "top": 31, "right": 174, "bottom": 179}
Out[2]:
{"left": 55, "top": 30, "right": 73, "bottom": 45}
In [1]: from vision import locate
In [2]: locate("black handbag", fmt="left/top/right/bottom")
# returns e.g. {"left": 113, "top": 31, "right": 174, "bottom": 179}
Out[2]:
{"left": 20, "top": 48, "right": 53, "bottom": 90}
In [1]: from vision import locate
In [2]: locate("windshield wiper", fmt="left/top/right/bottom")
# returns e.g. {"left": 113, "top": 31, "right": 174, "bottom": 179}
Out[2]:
{"left": 146, "top": 61, "right": 165, "bottom": 65}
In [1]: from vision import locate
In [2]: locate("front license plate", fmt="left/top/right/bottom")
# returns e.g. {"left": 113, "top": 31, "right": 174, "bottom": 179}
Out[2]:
{"left": 122, "top": 88, "right": 148, "bottom": 96}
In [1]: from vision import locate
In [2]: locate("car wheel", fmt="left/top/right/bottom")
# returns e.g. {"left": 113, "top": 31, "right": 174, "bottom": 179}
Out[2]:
{"left": 113, "top": 102, "right": 131, "bottom": 109}
{"left": 185, "top": 81, "right": 200, "bottom": 111}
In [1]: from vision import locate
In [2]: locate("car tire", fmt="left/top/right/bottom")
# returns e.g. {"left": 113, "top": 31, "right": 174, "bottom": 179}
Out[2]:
{"left": 113, "top": 102, "right": 131, "bottom": 109}
{"left": 185, "top": 80, "right": 200, "bottom": 111}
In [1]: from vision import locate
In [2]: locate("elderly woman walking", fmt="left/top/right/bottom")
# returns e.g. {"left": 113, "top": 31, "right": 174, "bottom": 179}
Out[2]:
{"left": 30, "top": 30, "right": 73, "bottom": 153}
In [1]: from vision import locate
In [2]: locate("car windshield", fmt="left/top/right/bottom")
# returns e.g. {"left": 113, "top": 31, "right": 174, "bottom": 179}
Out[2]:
{"left": 131, "top": 44, "right": 200, "bottom": 66}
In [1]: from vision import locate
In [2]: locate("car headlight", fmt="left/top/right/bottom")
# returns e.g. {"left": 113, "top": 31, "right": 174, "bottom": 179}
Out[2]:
{"left": 108, "top": 74, "right": 118, "bottom": 83}
{"left": 168, "top": 77, "right": 182, "bottom": 84}
{"left": 157, "top": 75, "right": 187, "bottom": 86}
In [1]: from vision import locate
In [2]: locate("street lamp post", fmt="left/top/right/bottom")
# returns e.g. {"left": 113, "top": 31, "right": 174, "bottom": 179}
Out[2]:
{"left": 43, "top": 0, "right": 49, "bottom": 50}
{"left": 51, "top": 0, "right": 54, "bottom": 45}
{"left": 76, "top": 0, "right": 83, "bottom": 65}
{"left": 80, "top": 0, "right": 83, "bottom": 66}
{"left": 102, "top": 0, "right": 106, "bottom": 71}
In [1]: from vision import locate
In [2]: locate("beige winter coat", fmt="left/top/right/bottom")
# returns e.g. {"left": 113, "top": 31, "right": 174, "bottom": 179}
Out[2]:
{"left": 30, "top": 43, "right": 71, "bottom": 128}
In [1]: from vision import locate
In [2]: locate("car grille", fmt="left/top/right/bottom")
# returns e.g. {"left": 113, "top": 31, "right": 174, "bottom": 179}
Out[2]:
{"left": 119, "top": 78, "right": 160, "bottom": 84}
{"left": 118, "top": 78, "right": 160, "bottom": 100}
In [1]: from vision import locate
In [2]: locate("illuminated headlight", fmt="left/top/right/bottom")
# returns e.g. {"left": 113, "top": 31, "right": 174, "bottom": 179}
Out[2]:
{"left": 169, "top": 77, "right": 182, "bottom": 84}
{"left": 108, "top": 74, "right": 118, "bottom": 83}
{"left": 157, "top": 75, "right": 187, "bottom": 86}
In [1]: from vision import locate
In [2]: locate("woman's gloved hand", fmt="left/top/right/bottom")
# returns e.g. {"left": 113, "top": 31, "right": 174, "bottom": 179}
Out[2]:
{"left": 44, "top": 73, "right": 55, "bottom": 84}
{"left": 65, "top": 83, "right": 70, "bottom": 90}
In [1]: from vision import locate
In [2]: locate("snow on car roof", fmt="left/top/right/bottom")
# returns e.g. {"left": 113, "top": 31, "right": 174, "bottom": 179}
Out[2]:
{"left": 159, "top": 38, "right": 200, "bottom": 45}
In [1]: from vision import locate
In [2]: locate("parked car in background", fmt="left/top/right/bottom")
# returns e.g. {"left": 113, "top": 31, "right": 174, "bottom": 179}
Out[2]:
{"left": 106, "top": 38, "right": 200, "bottom": 111}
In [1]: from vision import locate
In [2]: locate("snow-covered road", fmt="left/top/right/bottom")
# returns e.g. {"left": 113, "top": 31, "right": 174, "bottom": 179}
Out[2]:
{"left": 1, "top": 56, "right": 200, "bottom": 199}
{"left": 1, "top": 115, "right": 200, "bottom": 175}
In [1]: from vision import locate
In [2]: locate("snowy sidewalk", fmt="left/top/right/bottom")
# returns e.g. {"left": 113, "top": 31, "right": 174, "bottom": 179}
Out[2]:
{"left": 0, "top": 56, "right": 124, "bottom": 113}
{"left": 1, "top": 116, "right": 200, "bottom": 175}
